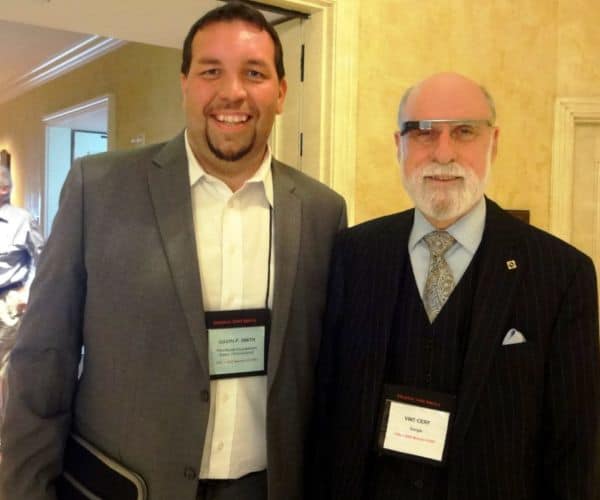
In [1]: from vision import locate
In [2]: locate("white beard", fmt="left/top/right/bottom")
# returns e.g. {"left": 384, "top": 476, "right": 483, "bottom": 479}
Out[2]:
{"left": 401, "top": 142, "right": 493, "bottom": 224}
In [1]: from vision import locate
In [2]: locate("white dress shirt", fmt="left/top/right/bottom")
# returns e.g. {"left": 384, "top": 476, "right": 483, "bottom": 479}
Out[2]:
{"left": 409, "top": 197, "right": 486, "bottom": 298}
{"left": 185, "top": 131, "right": 274, "bottom": 479}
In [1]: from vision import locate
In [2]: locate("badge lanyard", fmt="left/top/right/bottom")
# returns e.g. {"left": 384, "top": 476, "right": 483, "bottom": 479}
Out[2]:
{"left": 205, "top": 204, "right": 273, "bottom": 379}
{"left": 264, "top": 206, "right": 273, "bottom": 308}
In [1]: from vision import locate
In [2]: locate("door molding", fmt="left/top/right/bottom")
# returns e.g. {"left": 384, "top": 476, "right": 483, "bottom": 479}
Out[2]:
{"left": 268, "top": 0, "right": 359, "bottom": 223}
{"left": 42, "top": 94, "right": 113, "bottom": 234}
{"left": 550, "top": 97, "right": 600, "bottom": 242}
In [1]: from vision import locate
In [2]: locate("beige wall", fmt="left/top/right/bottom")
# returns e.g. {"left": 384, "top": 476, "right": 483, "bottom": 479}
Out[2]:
{"left": 0, "top": 42, "right": 183, "bottom": 221}
{"left": 2, "top": 1, "right": 600, "bottom": 230}
{"left": 354, "top": 0, "right": 600, "bottom": 228}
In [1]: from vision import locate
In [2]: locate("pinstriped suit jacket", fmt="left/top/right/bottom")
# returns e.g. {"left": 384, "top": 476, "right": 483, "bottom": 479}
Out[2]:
{"left": 310, "top": 198, "right": 600, "bottom": 500}
{"left": 0, "top": 133, "right": 347, "bottom": 500}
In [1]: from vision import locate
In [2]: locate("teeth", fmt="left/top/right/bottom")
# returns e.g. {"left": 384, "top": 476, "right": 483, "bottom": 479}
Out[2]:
{"left": 429, "top": 175, "right": 460, "bottom": 180}
{"left": 216, "top": 114, "right": 249, "bottom": 123}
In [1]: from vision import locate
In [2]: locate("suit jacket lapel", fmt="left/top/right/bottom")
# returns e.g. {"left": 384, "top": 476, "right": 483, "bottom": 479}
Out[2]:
{"left": 452, "top": 199, "right": 524, "bottom": 446}
{"left": 268, "top": 161, "right": 301, "bottom": 392}
{"left": 362, "top": 211, "right": 413, "bottom": 424}
{"left": 371, "top": 211, "right": 414, "bottom": 374}
{"left": 147, "top": 133, "right": 209, "bottom": 378}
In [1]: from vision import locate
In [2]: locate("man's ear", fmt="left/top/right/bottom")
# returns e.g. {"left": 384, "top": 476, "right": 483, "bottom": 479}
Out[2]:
{"left": 276, "top": 77, "right": 288, "bottom": 115}
{"left": 394, "top": 131, "right": 404, "bottom": 162}
{"left": 490, "top": 126, "right": 500, "bottom": 161}
{"left": 180, "top": 73, "right": 189, "bottom": 108}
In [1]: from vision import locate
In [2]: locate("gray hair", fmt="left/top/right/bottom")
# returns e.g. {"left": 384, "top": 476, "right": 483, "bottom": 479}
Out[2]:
{"left": 397, "top": 84, "right": 497, "bottom": 128}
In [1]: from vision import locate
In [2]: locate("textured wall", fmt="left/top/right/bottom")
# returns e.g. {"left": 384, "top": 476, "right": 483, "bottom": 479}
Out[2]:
{"left": 2, "top": 3, "right": 599, "bottom": 230}
{"left": 556, "top": 0, "right": 600, "bottom": 96}
{"left": 0, "top": 42, "right": 183, "bottom": 220}
{"left": 354, "top": 0, "right": 599, "bottom": 229}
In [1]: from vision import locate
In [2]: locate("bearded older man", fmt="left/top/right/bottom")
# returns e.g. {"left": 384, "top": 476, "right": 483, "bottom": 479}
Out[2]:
{"left": 309, "top": 72, "right": 600, "bottom": 500}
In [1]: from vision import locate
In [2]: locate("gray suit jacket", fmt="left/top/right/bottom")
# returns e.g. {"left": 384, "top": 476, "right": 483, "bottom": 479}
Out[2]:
{"left": 0, "top": 133, "right": 346, "bottom": 500}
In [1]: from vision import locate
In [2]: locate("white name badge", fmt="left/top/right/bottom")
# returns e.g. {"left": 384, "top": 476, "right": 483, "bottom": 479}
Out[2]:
{"left": 377, "top": 385, "right": 455, "bottom": 466}
{"left": 205, "top": 309, "right": 270, "bottom": 379}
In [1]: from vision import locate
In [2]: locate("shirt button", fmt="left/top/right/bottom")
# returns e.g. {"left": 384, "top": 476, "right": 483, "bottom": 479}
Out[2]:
{"left": 413, "top": 479, "right": 424, "bottom": 489}
{"left": 217, "top": 442, "right": 224, "bottom": 451}
{"left": 183, "top": 466, "right": 197, "bottom": 480}
{"left": 200, "top": 390, "right": 209, "bottom": 402}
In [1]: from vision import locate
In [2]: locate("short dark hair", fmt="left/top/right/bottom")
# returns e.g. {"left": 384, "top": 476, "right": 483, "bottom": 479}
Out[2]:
{"left": 181, "top": 1, "right": 285, "bottom": 80}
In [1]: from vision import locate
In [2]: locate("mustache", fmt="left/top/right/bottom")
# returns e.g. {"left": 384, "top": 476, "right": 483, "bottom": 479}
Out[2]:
{"left": 418, "top": 163, "right": 467, "bottom": 178}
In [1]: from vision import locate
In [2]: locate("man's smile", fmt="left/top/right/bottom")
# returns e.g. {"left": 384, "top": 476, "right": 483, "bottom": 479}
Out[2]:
{"left": 424, "top": 174, "right": 462, "bottom": 183}
{"left": 210, "top": 113, "right": 253, "bottom": 130}
{"left": 213, "top": 113, "right": 251, "bottom": 123}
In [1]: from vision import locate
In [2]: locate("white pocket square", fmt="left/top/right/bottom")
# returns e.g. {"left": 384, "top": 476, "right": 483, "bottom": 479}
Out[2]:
{"left": 502, "top": 328, "right": 527, "bottom": 346}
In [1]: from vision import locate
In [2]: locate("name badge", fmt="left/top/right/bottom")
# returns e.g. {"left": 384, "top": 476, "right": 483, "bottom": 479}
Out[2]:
{"left": 205, "top": 309, "right": 270, "bottom": 379}
{"left": 377, "top": 385, "right": 455, "bottom": 466}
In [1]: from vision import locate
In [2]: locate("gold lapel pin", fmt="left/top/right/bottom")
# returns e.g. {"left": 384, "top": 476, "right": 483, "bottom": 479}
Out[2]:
{"left": 506, "top": 260, "right": 517, "bottom": 270}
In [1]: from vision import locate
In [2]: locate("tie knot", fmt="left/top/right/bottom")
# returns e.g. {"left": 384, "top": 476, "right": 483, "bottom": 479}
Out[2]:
{"left": 423, "top": 231, "right": 455, "bottom": 257}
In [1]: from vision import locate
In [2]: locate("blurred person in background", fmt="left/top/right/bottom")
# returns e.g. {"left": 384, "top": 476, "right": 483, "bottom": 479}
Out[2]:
{"left": 0, "top": 163, "right": 43, "bottom": 429}
{"left": 0, "top": 164, "right": 43, "bottom": 357}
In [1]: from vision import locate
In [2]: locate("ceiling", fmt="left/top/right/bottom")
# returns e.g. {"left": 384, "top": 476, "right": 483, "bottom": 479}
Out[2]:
{"left": 0, "top": 0, "right": 296, "bottom": 105}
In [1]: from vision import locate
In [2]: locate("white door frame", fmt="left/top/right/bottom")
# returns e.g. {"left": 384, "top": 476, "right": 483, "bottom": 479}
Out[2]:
{"left": 550, "top": 97, "right": 600, "bottom": 242}
{"left": 266, "top": 0, "right": 359, "bottom": 223}
{"left": 42, "top": 94, "right": 116, "bottom": 149}
{"left": 42, "top": 94, "right": 115, "bottom": 234}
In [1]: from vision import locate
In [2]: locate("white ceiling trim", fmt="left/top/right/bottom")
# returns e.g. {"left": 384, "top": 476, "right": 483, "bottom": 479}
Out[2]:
{"left": 42, "top": 94, "right": 110, "bottom": 124}
{"left": 0, "top": 35, "right": 126, "bottom": 105}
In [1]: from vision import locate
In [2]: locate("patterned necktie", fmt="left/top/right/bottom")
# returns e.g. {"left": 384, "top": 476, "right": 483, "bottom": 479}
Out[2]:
{"left": 423, "top": 231, "right": 456, "bottom": 323}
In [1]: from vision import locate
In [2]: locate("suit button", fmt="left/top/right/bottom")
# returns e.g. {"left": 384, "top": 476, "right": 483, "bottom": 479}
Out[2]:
{"left": 184, "top": 466, "right": 197, "bottom": 480}
{"left": 413, "top": 479, "right": 424, "bottom": 489}
{"left": 201, "top": 390, "right": 209, "bottom": 402}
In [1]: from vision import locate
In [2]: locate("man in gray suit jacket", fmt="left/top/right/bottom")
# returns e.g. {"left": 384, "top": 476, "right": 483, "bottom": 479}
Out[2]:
{"left": 0, "top": 3, "right": 346, "bottom": 500}
{"left": 310, "top": 72, "right": 600, "bottom": 499}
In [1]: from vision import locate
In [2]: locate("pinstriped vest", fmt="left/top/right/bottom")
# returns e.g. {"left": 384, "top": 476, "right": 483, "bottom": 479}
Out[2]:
{"left": 365, "top": 248, "right": 482, "bottom": 500}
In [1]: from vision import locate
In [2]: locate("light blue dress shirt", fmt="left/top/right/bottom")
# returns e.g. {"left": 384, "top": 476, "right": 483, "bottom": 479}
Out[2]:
{"left": 409, "top": 198, "right": 486, "bottom": 299}
{"left": 0, "top": 203, "right": 44, "bottom": 290}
